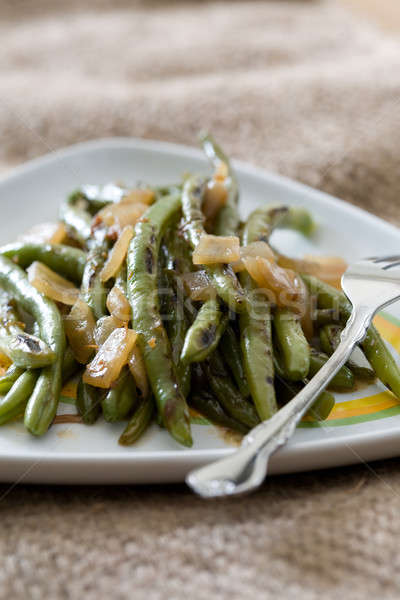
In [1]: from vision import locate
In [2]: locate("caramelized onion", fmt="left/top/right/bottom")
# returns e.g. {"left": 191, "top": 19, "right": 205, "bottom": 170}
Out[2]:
{"left": 277, "top": 254, "right": 346, "bottom": 289}
{"left": 27, "top": 261, "right": 79, "bottom": 305}
{"left": 100, "top": 225, "right": 133, "bottom": 282}
{"left": 97, "top": 202, "right": 148, "bottom": 234}
{"left": 202, "top": 180, "right": 228, "bottom": 222}
{"left": 231, "top": 241, "right": 275, "bottom": 272}
{"left": 106, "top": 286, "right": 131, "bottom": 323}
{"left": 193, "top": 234, "right": 240, "bottom": 265}
{"left": 182, "top": 271, "right": 215, "bottom": 301}
{"left": 94, "top": 315, "right": 121, "bottom": 346}
{"left": 64, "top": 299, "right": 96, "bottom": 364}
{"left": 122, "top": 188, "right": 155, "bottom": 205}
{"left": 83, "top": 328, "right": 137, "bottom": 388}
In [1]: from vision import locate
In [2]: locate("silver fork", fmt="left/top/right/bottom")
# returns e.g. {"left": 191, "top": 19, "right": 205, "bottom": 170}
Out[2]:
{"left": 186, "top": 255, "right": 400, "bottom": 498}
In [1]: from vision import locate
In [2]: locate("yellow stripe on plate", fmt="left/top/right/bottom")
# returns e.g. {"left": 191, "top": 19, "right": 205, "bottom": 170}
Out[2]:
{"left": 326, "top": 392, "right": 399, "bottom": 420}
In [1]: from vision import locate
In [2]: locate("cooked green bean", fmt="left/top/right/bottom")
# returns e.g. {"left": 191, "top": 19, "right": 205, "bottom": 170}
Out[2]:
{"left": 81, "top": 229, "right": 109, "bottom": 320}
{"left": 190, "top": 389, "right": 248, "bottom": 434}
{"left": 220, "top": 324, "right": 250, "bottom": 398}
{"left": 181, "top": 299, "right": 228, "bottom": 364}
{"left": 182, "top": 176, "right": 248, "bottom": 313}
{"left": 308, "top": 348, "right": 354, "bottom": 391}
{"left": 303, "top": 274, "right": 400, "bottom": 396}
{"left": 76, "top": 375, "right": 102, "bottom": 424}
{"left": 0, "top": 243, "right": 86, "bottom": 284}
{"left": 101, "top": 367, "right": 137, "bottom": 422}
{"left": 118, "top": 396, "right": 154, "bottom": 446}
{"left": 201, "top": 132, "right": 239, "bottom": 236}
{"left": 319, "top": 324, "right": 376, "bottom": 382}
{"left": 314, "top": 308, "right": 341, "bottom": 327}
{"left": 0, "top": 363, "right": 24, "bottom": 395}
{"left": 203, "top": 352, "right": 259, "bottom": 428}
{"left": 0, "top": 256, "right": 65, "bottom": 435}
{"left": 0, "top": 370, "right": 39, "bottom": 425}
{"left": 60, "top": 191, "right": 92, "bottom": 246}
{"left": 62, "top": 347, "right": 80, "bottom": 383}
{"left": 273, "top": 308, "right": 310, "bottom": 381}
{"left": 275, "top": 376, "right": 335, "bottom": 421}
{"left": 127, "top": 193, "right": 193, "bottom": 447}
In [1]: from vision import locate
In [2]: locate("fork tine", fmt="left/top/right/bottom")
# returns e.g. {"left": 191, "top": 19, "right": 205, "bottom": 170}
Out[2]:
{"left": 371, "top": 255, "right": 400, "bottom": 264}
{"left": 382, "top": 260, "right": 400, "bottom": 271}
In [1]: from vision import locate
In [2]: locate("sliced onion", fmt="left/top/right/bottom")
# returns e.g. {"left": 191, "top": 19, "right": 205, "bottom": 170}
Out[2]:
{"left": 100, "top": 225, "right": 133, "bottom": 282}
{"left": 27, "top": 261, "right": 79, "bottom": 305}
{"left": 0, "top": 351, "right": 11, "bottom": 374}
{"left": 193, "top": 234, "right": 240, "bottom": 265}
{"left": 214, "top": 161, "right": 228, "bottom": 181}
{"left": 231, "top": 241, "right": 275, "bottom": 272}
{"left": 122, "top": 188, "right": 155, "bottom": 205}
{"left": 64, "top": 299, "right": 96, "bottom": 364}
{"left": 304, "top": 254, "right": 347, "bottom": 289}
{"left": 277, "top": 254, "right": 346, "bottom": 289}
{"left": 243, "top": 256, "right": 305, "bottom": 311}
{"left": 181, "top": 270, "right": 215, "bottom": 301}
{"left": 97, "top": 202, "right": 148, "bottom": 234}
{"left": 106, "top": 286, "right": 131, "bottom": 323}
{"left": 94, "top": 315, "right": 121, "bottom": 346}
{"left": 202, "top": 180, "right": 228, "bottom": 222}
{"left": 19, "top": 222, "right": 67, "bottom": 244}
{"left": 83, "top": 327, "right": 137, "bottom": 388}
{"left": 128, "top": 344, "right": 149, "bottom": 398}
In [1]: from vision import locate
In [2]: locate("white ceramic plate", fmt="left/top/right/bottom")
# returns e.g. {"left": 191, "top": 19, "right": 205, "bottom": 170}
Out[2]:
{"left": 0, "top": 137, "right": 400, "bottom": 484}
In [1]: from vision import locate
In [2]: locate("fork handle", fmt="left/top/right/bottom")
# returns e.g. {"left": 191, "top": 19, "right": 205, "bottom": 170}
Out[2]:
{"left": 186, "top": 308, "right": 372, "bottom": 498}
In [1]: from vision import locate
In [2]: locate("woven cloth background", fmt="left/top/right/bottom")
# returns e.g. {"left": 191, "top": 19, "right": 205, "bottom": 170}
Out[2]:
{"left": 1, "top": 1, "right": 400, "bottom": 598}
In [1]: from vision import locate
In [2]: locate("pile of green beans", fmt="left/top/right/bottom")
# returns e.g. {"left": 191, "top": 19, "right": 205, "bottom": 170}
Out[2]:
{"left": 0, "top": 134, "right": 399, "bottom": 447}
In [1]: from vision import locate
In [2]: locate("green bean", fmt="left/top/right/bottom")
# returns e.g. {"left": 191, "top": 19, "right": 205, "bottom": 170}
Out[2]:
{"left": 273, "top": 308, "right": 310, "bottom": 381}
{"left": 319, "top": 324, "right": 376, "bottom": 382}
{"left": 0, "top": 257, "right": 65, "bottom": 435}
{"left": 239, "top": 209, "right": 278, "bottom": 420}
{"left": 80, "top": 229, "right": 109, "bottom": 320}
{"left": 163, "top": 270, "right": 191, "bottom": 398}
{"left": 0, "top": 370, "right": 39, "bottom": 425}
{"left": 0, "top": 363, "right": 24, "bottom": 395}
{"left": 203, "top": 352, "right": 259, "bottom": 428}
{"left": 314, "top": 308, "right": 341, "bottom": 327}
{"left": 0, "top": 295, "right": 55, "bottom": 368}
{"left": 76, "top": 375, "right": 102, "bottom": 424}
{"left": 201, "top": 132, "right": 239, "bottom": 236}
{"left": 101, "top": 367, "right": 137, "bottom": 422}
{"left": 308, "top": 348, "right": 354, "bottom": 391}
{"left": 118, "top": 396, "right": 154, "bottom": 446}
{"left": 60, "top": 191, "right": 92, "bottom": 246}
{"left": 182, "top": 176, "right": 248, "bottom": 313}
{"left": 127, "top": 193, "right": 193, "bottom": 447}
{"left": 302, "top": 274, "right": 400, "bottom": 396}
{"left": 62, "top": 347, "right": 80, "bottom": 383}
{"left": 275, "top": 376, "right": 335, "bottom": 421}
{"left": 279, "top": 207, "right": 315, "bottom": 237}
{"left": 190, "top": 390, "right": 248, "bottom": 435}
{"left": 0, "top": 243, "right": 86, "bottom": 284}
{"left": 220, "top": 324, "right": 250, "bottom": 398}
{"left": 180, "top": 299, "right": 228, "bottom": 364}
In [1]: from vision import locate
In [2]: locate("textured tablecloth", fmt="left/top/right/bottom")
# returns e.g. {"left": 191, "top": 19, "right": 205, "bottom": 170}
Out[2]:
{"left": 1, "top": 1, "right": 400, "bottom": 599}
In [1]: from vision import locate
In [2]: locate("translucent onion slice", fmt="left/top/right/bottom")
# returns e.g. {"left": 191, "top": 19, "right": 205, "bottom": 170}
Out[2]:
{"left": 277, "top": 254, "right": 347, "bottom": 289}
{"left": 27, "top": 261, "right": 79, "bottom": 305}
{"left": 97, "top": 202, "right": 148, "bottom": 233}
{"left": 181, "top": 270, "right": 216, "bottom": 301}
{"left": 94, "top": 315, "right": 121, "bottom": 346}
{"left": 0, "top": 351, "right": 12, "bottom": 374}
{"left": 243, "top": 256, "right": 305, "bottom": 311}
{"left": 128, "top": 344, "right": 149, "bottom": 398}
{"left": 106, "top": 286, "right": 131, "bottom": 323}
{"left": 83, "top": 327, "right": 137, "bottom": 388}
{"left": 202, "top": 180, "right": 228, "bottom": 222}
{"left": 304, "top": 254, "right": 347, "bottom": 289}
{"left": 18, "top": 222, "right": 67, "bottom": 244}
{"left": 192, "top": 234, "right": 240, "bottom": 265}
{"left": 231, "top": 241, "right": 275, "bottom": 272}
{"left": 122, "top": 188, "right": 155, "bottom": 205}
{"left": 100, "top": 225, "right": 133, "bottom": 282}
{"left": 64, "top": 299, "right": 96, "bottom": 364}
